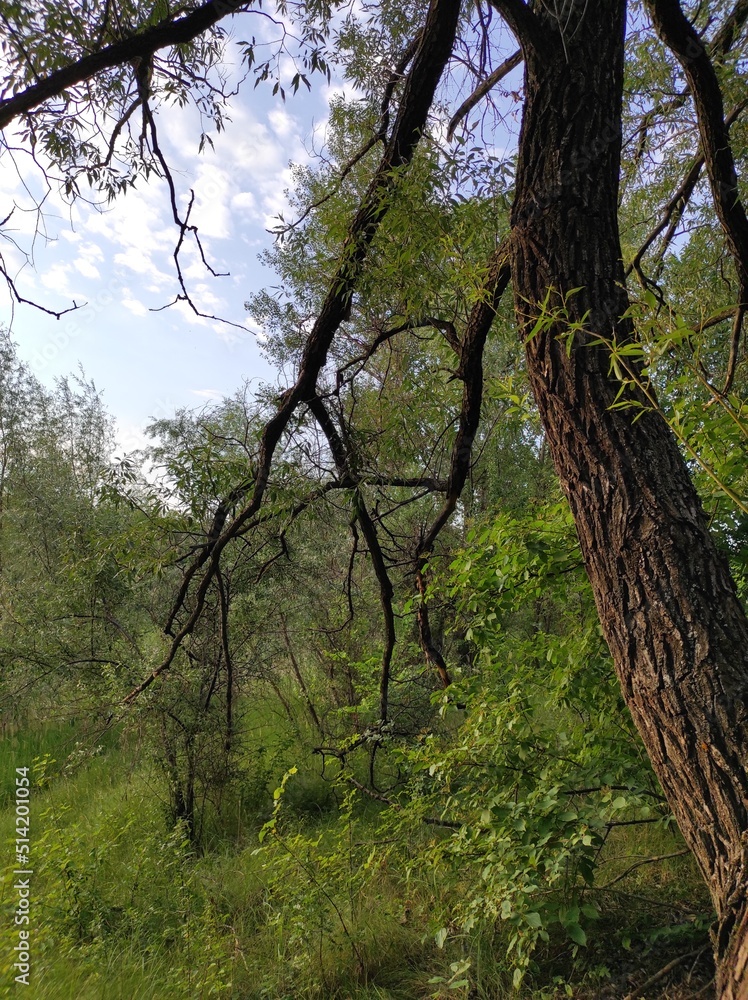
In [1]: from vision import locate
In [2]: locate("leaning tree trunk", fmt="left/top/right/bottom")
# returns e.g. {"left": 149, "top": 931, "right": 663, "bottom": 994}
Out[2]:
{"left": 504, "top": 0, "right": 748, "bottom": 993}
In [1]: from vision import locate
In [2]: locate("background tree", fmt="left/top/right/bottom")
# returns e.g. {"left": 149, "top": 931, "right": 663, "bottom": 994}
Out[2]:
{"left": 3, "top": 0, "right": 748, "bottom": 994}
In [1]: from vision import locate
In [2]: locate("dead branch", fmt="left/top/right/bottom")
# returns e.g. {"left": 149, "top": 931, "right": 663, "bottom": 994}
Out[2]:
{"left": 122, "top": 0, "right": 463, "bottom": 705}
{"left": 447, "top": 48, "right": 522, "bottom": 140}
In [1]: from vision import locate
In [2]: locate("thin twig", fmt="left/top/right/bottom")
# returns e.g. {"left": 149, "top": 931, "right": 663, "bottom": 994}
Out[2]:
{"left": 599, "top": 848, "right": 690, "bottom": 888}
{"left": 623, "top": 946, "right": 710, "bottom": 1000}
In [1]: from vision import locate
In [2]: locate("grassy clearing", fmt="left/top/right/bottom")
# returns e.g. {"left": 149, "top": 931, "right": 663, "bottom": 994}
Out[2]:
{"left": 0, "top": 707, "right": 715, "bottom": 1000}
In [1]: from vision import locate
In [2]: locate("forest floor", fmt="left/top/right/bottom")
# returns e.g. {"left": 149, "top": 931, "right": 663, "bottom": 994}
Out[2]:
{"left": 0, "top": 716, "right": 717, "bottom": 1000}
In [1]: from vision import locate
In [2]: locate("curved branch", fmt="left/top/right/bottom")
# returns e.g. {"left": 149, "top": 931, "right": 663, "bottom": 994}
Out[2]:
{"left": 122, "top": 0, "right": 462, "bottom": 705}
{"left": 336, "top": 316, "right": 460, "bottom": 387}
{"left": 447, "top": 48, "right": 522, "bottom": 141}
{"left": 628, "top": 99, "right": 748, "bottom": 284}
{"left": 418, "top": 239, "right": 512, "bottom": 557}
{"left": 711, "top": 0, "right": 748, "bottom": 56}
{"left": 628, "top": 0, "right": 748, "bottom": 160}
{"left": 274, "top": 32, "right": 424, "bottom": 236}
{"left": 646, "top": 0, "right": 748, "bottom": 387}
{"left": 307, "top": 394, "right": 396, "bottom": 724}
{"left": 414, "top": 239, "right": 513, "bottom": 687}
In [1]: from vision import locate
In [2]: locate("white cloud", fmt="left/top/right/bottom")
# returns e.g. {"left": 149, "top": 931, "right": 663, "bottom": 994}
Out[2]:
{"left": 74, "top": 256, "right": 101, "bottom": 279}
{"left": 39, "top": 262, "right": 74, "bottom": 296}
{"left": 122, "top": 295, "right": 148, "bottom": 316}
{"left": 113, "top": 247, "right": 155, "bottom": 274}
{"left": 192, "top": 284, "right": 224, "bottom": 309}
{"left": 231, "top": 191, "right": 257, "bottom": 214}
{"left": 191, "top": 387, "right": 223, "bottom": 399}
{"left": 192, "top": 163, "right": 233, "bottom": 239}
{"left": 4, "top": 53, "right": 332, "bottom": 434}
{"left": 82, "top": 185, "right": 175, "bottom": 286}
{"left": 268, "top": 107, "right": 297, "bottom": 139}
{"left": 258, "top": 165, "right": 297, "bottom": 228}
{"left": 79, "top": 240, "right": 104, "bottom": 261}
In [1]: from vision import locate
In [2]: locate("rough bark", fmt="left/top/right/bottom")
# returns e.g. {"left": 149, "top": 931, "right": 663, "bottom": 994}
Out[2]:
{"left": 501, "top": 0, "right": 748, "bottom": 993}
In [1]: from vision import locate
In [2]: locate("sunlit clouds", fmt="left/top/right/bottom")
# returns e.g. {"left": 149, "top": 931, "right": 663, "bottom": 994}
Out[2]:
{"left": 2, "top": 57, "right": 329, "bottom": 448}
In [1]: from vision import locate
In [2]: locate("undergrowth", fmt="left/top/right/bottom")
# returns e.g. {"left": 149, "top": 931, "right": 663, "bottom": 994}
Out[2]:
{"left": 0, "top": 709, "right": 713, "bottom": 999}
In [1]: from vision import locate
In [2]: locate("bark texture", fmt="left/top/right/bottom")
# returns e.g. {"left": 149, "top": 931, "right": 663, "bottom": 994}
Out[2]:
{"left": 503, "top": 0, "right": 748, "bottom": 993}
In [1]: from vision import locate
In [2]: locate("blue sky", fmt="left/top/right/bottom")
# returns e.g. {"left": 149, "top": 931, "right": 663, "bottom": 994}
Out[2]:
{"left": 1, "top": 11, "right": 520, "bottom": 456}
{"left": 1, "top": 31, "right": 339, "bottom": 454}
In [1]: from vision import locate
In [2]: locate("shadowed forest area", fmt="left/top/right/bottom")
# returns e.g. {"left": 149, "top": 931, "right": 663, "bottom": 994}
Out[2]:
{"left": 2, "top": 0, "right": 748, "bottom": 997}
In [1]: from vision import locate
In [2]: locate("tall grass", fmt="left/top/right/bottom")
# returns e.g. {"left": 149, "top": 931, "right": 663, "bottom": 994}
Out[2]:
{"left": 0, "top": 708, "right": 712, "bottom": 999}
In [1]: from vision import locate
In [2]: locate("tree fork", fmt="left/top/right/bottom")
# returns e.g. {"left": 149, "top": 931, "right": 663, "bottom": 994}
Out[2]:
{"left": 122, "top": 0, "right": 462, "bottom": 705}
{"left": 499, "top": 0, "right": 748, "bottom": 992}
{"left": 307, "top": 394, "right": 397, "bottom": 724}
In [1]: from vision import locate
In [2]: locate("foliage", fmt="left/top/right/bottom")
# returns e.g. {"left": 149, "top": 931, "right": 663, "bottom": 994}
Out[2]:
{"left": 2, "top": 0, "right": 748, "bottom": 994}
{"left": 254, "top": 502, "right": 667, "bottom": 988}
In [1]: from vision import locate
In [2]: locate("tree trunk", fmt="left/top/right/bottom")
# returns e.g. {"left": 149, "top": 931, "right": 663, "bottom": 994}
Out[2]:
{"left": 505, "top": 1, "right": 748, "bottom": 992}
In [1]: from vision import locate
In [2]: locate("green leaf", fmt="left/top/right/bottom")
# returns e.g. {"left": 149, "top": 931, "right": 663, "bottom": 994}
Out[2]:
{"left": 566, "top": 923, "right": 587, "bottom": 946}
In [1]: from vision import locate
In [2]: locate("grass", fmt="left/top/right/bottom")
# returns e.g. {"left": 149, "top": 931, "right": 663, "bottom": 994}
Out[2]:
{"left": 0, "top": 706, "right": 715, "bottom": 1000}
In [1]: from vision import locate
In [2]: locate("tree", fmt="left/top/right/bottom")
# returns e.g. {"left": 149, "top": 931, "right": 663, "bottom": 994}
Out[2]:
{"left": 504, "top": 3, "right": 748, "bottom": 993}
{"left": 3, "top": 0, "right": 748, "bottom": 992}
{"left": 0, "top": 332, "right": 140, "bottom": 719}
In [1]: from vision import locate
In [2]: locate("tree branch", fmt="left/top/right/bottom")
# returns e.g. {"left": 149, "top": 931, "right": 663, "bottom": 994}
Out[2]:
{"left": 447, "top": 48, "right": 522, "bottom": 140}
{"left": 0, "top": 0, "right": 248, "bottom": 131}
{"left": 646, "top": 0, "right": 748, "bottom": 390}
{"left": 123, "top": 0, "right": 463, "bottom": 706}
{"left": 336, "top": 316, "right": 460, "bottom": 387}
{"left": 628, "top": 99, "right": 748, "bottom": 284}
{"left": 600, "top": 848, "right": 690, "bottom": 888}
{"left": 414, "top": 239, "right": 512, "bottom": 687}
{"left": 627, "top": 0, "right": 748, "bottom": 160}
{"left": 418, "top": 239, "right": 512, "bottom": 558}
{"left": 274, "top": 31, "right": 424, "bottom": 236}
{"left": 307, "top": 393, "right": 397, "bottom": 724}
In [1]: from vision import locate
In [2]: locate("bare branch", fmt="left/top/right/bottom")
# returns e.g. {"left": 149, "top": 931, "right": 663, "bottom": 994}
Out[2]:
{"left": 447, "top": 48, "right": 522, "bottom": 141}
{"left": 336, "top": 316, "right": 460, "bottom": 387}
{"left": 600, "top": 848, "right": 690, "bottom": 888}
{"left": 122, "top": 0, "right": 463, "bottom": 704}
{"left": 0, "top": 253, "right": 82, "bottom": 319}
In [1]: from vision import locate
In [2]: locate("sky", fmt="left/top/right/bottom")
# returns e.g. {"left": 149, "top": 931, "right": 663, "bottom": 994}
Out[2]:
{"left": 0, "top": 25, "right": 339, "bottom": 455}
{"left": 0, "top": 9, "right": 520, "bottom": 457}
